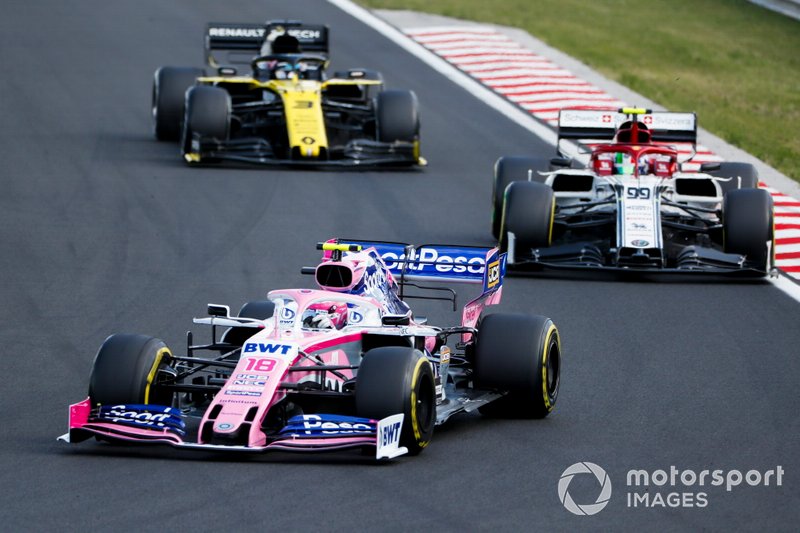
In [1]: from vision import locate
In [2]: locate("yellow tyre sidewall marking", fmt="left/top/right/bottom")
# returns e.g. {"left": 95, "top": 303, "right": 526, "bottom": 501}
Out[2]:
{"left": 410, "top": 357, "right": 430, "bottom": 448}
{"left": 540, "top": 324, "right": 559, "bottom": 411}
{"left": 144, "top": 346, "right": 171, "bottom": 404}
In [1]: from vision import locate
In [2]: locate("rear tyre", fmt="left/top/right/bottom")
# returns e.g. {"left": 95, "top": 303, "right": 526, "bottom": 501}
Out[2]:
{"left": 492, "top": 156, "right": 551, "bottom": 239}
{"left": 474, "top": 313, "right": 561, "bottom": 418}
{"left": 709, "top": 162, "right": 758, "bottom": 195}
{"left": 376, "top": 90, "right": 419, "bottom": 143}
{"left": 220, "top": 301, "right": 276, "bottom": 346}
{"left": 723, "top": 188, "right": 774, "bottom": 272}
{"left": 152, "top": 66, "right": 204, "bottom": 141}
{"left": 500, "top": 181, "right": 555, "bottom": 252}
{"left": 88, "top": 334, "right": 174, "bottom": 407}
{"left": 356, "top": 347, "right": 435, "bottom": 455}
{"left": 181, "top": 85, "right": 231, "bottom": 160}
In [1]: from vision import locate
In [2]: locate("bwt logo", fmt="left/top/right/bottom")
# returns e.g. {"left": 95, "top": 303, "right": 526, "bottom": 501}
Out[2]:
{"left": 380, "top": 421, "right": 402, "bottom": 446}
{"left": 243, "top": 343, "right": 292, "bottom": 355}
{"left": 558, "top": 462, "right": 612, "bottom": 516}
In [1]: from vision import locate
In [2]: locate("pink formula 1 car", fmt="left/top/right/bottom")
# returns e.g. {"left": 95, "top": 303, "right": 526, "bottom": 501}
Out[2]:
{"left": 59, "top": 240, "right": 561, "bottom": 459}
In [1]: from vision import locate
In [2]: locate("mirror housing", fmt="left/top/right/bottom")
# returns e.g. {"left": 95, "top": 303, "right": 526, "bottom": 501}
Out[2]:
{"left": 381, "top": 314, "right": 411, "bottom": 326}
{"left": 700, "top": 162, "right": 721, "bottom": 172}
{"left": 207, "top": 304, "right": 231, "bottom": 317}
{"left": 550, "top": 157, "right": 572, "bottom": 168}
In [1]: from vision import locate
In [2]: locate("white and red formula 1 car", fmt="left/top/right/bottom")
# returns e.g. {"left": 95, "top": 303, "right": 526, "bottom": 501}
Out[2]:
{"left": 493, "top": 108, "right": 774, "bottom": 276}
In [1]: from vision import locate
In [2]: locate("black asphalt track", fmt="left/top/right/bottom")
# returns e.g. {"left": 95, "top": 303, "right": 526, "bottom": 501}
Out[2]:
{"left": 1, "top": 1, "right": 798, "bottom": 530}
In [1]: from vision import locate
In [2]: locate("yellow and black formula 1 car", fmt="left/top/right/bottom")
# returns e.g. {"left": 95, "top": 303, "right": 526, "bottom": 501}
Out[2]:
{"left": 152, "top": 21, "right": 424, "bottom": 168}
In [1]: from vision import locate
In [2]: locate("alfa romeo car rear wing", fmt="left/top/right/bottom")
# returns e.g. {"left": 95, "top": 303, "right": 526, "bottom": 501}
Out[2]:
{"left": 556, "top": 107, "right": 697, "bottom": 156}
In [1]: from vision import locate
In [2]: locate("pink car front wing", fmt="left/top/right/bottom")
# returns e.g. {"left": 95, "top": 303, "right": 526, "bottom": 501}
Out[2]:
{"left": 58, "top": 398, "right": 407, "bottom": 460}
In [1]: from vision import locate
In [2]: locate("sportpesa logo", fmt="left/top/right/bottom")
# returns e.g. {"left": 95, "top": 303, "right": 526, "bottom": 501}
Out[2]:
{"left": 558, "top": 462, "right": 612, "bottom": 516}
{"left": 380, "top": 247, "right": 486, "bottom": 274}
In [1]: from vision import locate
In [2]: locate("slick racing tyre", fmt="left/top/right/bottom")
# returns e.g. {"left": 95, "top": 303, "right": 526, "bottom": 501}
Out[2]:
{"left": 500, "top": 181, "right": 555, "bottom": 252}
{"left": 474, "top": 313, "right": 561, "bottom": 419}
{"left": 376, "top": 90, "right": 419, "bottom": 143}
{"left": 723, "top": 188, "right": 774, "bottom": 272}
{"left": 492, "top": 156, "right": 551, "bottom": 239}
{"left": 181, "top": 85, "right": 231, "bottom": 160}
{"left": 220, "top": 301, "right": 276, "bottom": 347}
{"left": 709, "top": 162, "right": 759, "bottom": 195}
{"left": 152, "top": 66, "right": 204, "bottom": 141}
{"left": 356, "top": 347, "right": 435, "bottom": 455}
{"left": 88, "top": 334, "right": 174, "bottom": 407}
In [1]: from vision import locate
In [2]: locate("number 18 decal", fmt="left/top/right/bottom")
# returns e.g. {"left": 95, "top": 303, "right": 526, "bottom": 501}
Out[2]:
{"left": 244, "top": 358, "right": 278, "bottom": 372}
{"left": 626, "top": 187, "right": 651, "bottom": 200}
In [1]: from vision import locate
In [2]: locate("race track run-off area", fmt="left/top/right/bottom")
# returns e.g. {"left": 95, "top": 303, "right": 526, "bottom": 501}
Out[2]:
{"left": 403, "top": 25, "right": 800, "bottom": 279}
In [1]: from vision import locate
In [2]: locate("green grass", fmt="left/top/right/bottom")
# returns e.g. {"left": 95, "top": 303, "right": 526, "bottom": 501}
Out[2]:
{"left": 357, "top": 0, "right": 800, "bottom": 182}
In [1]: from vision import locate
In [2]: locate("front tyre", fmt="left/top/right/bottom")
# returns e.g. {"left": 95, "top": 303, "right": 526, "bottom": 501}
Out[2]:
{"left": 356, "top": 347, "right": 435, "bottom": 455}
{"left": 723, "top": 188, "right": 774, "bottom": 272}
{"left": 88, "top": 334, "right": 174, "bottom": 407}
{"left": 492, "top": 156, "right": 551, "bottom": 239}
{"left": 500, "top": 181, "right": 555, "bottom": 253}
{"left": 181, "top": 85, "right": 231, "bottom": 161}
{"left": 474, "top": 313, "right": 561, "bottom": 418}
{"left": 152, "top": 66, "right": 205, "bottom": 141}
{"left": 376, "top": 90, "right": 419, "bottom": 143}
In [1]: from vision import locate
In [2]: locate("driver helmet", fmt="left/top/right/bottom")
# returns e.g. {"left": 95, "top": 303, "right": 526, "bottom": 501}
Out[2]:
{"left": 637, "top": 155, "right": 652, "bottom": 175}
{"left": 301, "top": 302, "right": 348, "bottom": 330}
{"left": 273, "top": 61, "right": 297, "bottom": 79}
